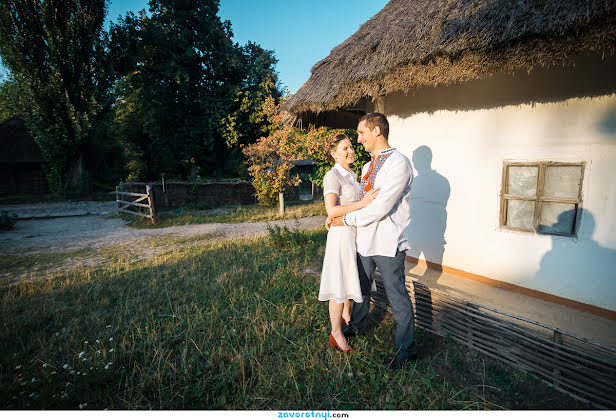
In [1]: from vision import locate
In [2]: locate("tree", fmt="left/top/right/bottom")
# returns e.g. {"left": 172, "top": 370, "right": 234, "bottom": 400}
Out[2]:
{"left": 0, "top": 0, "right": 111, "bottom": 194}
{"left": 0, "top": 76, "right": 26, "bottom": 122}
{"left": 243, "top": 104, "right": 369, "bottom": 206}
{"left": 111, "top": 0, "right": 280, "bottom": 182}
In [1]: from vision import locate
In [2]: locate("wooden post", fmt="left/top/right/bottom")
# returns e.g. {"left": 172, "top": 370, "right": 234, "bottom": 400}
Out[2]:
{"left": 117, "top": 182, "right": 124, "bottom": 214}
{"left": 146, "top": 184, "right": 156, "bottom": 224}
{"left": 162, "top": 173, "right": 168, "bottom": 209}
{"left": 279, "top": 192, "right": 285, "bottom": 215}
{"left": 311, "top": 181, "right": 315, "bottom": 201}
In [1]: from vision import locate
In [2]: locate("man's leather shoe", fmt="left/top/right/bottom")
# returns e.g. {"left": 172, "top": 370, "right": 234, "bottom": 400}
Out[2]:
{"left": 386, "top": 353, "right": 417, "bottom": 370}
{"left": 342, "top": 324, "right": 362, "bottom": 339}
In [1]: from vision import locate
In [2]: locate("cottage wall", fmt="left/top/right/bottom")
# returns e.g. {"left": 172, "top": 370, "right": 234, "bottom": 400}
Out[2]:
{"left": 385, "top": 53, "right": 616, "bottom": 311}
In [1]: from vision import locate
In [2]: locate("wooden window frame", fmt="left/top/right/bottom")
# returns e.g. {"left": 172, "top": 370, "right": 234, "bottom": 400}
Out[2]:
{"left": 499, "top": 161, "right": 585, "bottom": 237}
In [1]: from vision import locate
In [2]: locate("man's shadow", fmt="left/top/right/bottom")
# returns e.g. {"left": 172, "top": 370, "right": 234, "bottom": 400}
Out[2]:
{"left": 534, "top": 209, "right": 616, "bottom": 310}
{"left": 368, "top": 146, "right": 451, "bottom": 330}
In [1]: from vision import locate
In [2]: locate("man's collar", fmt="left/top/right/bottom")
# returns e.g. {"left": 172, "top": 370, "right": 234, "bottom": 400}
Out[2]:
{"left": 334, "top": 163, "right": 353, "bottom": 177}
{"left": 372, "top": 147, "right": 395, "bottom": 158}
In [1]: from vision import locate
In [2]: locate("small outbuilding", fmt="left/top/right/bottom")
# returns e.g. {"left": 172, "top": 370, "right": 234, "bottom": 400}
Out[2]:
{"left": 286, "top": 0, "right": 616, "bottom": 316}
{"left": 0, "top": 116, "right": 49, "bottom": 197}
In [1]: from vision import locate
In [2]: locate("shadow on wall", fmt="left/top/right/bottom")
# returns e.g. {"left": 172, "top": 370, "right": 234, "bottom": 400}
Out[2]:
{"left": 406, "top": 146, "right": 450, "bottom": 273}
{"left": 533, "top": 209, "right": 616, "bottom": 309}
{"left": 386, "top": 53, "right": 616, "bottom": 118}
{"left": 599, "top": 104, "right": 616, "bottom": 137}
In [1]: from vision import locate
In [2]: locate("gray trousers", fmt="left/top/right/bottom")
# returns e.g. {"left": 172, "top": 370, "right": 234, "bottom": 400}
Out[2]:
{"left": 350, "top": 250, "right": 417, "bottom": 357}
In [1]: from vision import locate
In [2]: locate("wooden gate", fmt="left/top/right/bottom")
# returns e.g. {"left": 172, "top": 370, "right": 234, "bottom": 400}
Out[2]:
{"left": 115, "top": 183, "right": 156, "bottom": 223}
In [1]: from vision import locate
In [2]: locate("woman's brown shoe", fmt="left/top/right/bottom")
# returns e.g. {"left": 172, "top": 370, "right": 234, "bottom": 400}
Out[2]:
{"left": 342, "top": 318, "right": 349, "bottom": 327}
{"left": 329, "top": 333, "right": 353, "bottom": 354}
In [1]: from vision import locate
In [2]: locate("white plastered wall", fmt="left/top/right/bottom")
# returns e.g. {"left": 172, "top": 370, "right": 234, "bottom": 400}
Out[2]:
{"left": 385, "top": 54, "right": 616, "bottom": 311}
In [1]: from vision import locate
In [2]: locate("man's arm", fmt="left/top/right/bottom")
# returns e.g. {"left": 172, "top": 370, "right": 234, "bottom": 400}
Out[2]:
{"left": 343, "top": 158, "right": 412, "bottom": 227}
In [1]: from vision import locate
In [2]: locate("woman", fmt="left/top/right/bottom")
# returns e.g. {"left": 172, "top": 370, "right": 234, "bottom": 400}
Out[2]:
{"left": 319, "top": 133, "right": 379, "bottom": 353}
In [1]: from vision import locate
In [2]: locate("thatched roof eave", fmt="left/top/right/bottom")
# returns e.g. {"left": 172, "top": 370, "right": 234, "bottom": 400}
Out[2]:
{"left": 284, "top": 0, "right": 616, "bottom": 115}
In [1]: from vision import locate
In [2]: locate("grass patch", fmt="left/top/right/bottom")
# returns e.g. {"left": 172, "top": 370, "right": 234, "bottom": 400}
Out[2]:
{"left": 0, "top": 248, "right": 96, "bottom": 282}
{"left": 0, "top": 227, "right": 587, "bottom": 409}
{"left": 127, "top": 200, "right": 326, "bottom": 229}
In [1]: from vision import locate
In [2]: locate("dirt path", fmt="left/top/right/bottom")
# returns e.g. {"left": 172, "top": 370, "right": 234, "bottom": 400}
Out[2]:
{"left": 0, "top": 214, "right": 327, "bottom": 254}
{"left": 0, "top": 213, "right": 326, "bottom": 284}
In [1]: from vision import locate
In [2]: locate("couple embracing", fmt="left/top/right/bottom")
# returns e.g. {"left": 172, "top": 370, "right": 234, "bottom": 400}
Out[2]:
{"left": 319, "top": 112, "right": 417, "bottom": 369}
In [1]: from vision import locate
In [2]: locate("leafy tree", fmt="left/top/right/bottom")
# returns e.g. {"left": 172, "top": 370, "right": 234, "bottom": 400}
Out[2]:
{"left": 243, "top": 103, "right": 369, "bottom": 206}
{"left": 0, "top": 0, "right": 112, "bottom": 195}
{"left": 0, "top": 77, "right": 26, "bottom": 122}
{"left": 111, "top": 0, "right": 280, "bottom": 182}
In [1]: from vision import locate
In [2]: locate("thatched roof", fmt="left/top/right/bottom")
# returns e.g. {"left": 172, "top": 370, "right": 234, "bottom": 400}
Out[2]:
{"left": 285, "top": 0, "right": 616, "bottom": 115}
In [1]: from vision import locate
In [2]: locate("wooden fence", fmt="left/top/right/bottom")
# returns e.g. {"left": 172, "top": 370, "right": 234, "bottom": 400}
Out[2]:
{"left": 371, "top": 278, "right": 616, "bottom": 409}
{"left": 115, "top": 183, "right": 156, "bottom": 223}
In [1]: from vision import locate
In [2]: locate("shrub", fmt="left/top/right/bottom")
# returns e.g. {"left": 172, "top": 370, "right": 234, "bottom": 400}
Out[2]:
{"left": 0, "top": 211, "right": 18, "bottom": 230}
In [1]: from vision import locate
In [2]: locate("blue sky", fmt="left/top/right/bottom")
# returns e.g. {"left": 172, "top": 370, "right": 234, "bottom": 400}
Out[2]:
{"left": 1, "top": 0, "right": 388, "bottom": 94}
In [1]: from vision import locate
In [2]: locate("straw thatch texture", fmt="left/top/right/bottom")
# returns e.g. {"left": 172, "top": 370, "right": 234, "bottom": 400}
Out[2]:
{"left": 285, "top": 0, "right": 616, "bottom": 114}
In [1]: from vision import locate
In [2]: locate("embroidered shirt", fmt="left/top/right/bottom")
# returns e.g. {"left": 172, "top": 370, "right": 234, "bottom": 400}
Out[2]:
{"left": 360, "top": 148, "right": 394, "bottom": 197}
{"left": 343, "top": 149, "right": 414, "bottom": 257}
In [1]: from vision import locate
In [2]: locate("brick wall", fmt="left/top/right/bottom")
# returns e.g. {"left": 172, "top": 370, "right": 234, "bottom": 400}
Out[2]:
{"left": 120, "top": 181, "right": 257, "bottom": 210}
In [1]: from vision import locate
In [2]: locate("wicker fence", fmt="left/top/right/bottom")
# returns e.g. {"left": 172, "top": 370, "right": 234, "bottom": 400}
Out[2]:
{"left": 371, "top": 278, "right": 616, "bottom": 409}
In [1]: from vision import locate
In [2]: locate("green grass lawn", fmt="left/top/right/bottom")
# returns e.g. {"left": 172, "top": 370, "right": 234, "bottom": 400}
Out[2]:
{"left": 128, "top": 200, "right": 327, "bottom": 229}
{"left": 0, "top": 227, "right": 587, "bottom": 409}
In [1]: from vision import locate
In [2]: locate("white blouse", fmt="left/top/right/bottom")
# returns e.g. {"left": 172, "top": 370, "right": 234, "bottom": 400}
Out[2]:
{"left": 323, "top": 163, "right": 361, "bottom": 206}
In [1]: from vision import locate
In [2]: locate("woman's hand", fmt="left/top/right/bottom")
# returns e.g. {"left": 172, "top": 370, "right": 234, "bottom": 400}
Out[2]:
{"left": 360, "top": 187, "right": 380, "bottom": 207}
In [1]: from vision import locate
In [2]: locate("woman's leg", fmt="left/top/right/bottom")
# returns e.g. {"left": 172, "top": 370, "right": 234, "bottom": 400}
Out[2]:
{"left": 342, "top": 300, "right": 351, "bottom": 324}
{"left": 329, "top": 300, "right": 350, "bottom": 351}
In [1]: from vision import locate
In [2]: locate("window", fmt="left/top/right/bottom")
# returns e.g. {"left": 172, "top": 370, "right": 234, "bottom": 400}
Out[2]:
{"left": 500, "top": 162, "right": 584, "bottom": 236}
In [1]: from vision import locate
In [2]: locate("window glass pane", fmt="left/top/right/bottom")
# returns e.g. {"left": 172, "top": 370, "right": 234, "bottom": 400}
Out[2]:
{"left": 538, "top": 202, "right": 576, "bottom": 235}
{"left": 506, "top": 199, "right": 535, "bottom": 230}
{"left": 544, "top": 166, "right": 582, "bottom": 199}
{"left": 507, "top": 166, "right": 538, "bottom": 196}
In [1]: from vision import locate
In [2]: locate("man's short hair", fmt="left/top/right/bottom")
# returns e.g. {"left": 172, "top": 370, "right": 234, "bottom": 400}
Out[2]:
{"left": 359, "top": 112, "right": 389, "bottom": 140}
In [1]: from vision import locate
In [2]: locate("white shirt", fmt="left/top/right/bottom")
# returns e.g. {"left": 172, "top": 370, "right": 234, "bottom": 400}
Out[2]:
{"left": 323, "top": 163, "right": 361, "bottom": 205}
{"left": 343, "top": 149, "right": 413, "bottom": 257}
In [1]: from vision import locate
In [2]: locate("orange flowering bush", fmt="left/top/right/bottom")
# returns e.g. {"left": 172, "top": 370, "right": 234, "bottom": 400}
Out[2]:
{"left": 243, "top": 104, "right": 369, "bottom": 205}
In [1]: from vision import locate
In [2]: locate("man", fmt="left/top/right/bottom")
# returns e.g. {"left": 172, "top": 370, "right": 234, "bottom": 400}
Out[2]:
{"left": 328, "top": 112, "right": 417, "bottom": 369}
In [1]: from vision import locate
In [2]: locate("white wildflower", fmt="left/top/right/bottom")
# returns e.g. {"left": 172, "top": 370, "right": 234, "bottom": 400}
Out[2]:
{"left": 96, "top": 350, "right": 101, "bottom": 354}
{"left": 106, "top": 325, "right": 111, "bottom": 328}
{"left": 79, "top": 403, "right": 88, "bottom": 409}
{"left": 51, "top": 371, "right": 57, "bottom": 375}
{"left": 96, "top": 339, "right": 100, "bottom": 343}
{"left": 42, "top": 363, "right": 48, "bottom": 368}
{"left": 63, "top": 364, "right": 69, "bottom": 369}
{"left": 109, "top": 349, "right": 114, "bottom": 353}
{"left": 31, "top": 378, "right": 36, "bottom": 382}
{"left": 82, "top": 372, "right": 87, "bottom": 376}
{"left": 70, "top": 370, "right": 75, "bottom": 374}
{"left": 16, "top": 365, "right": 22, "bottom": 369}
{"left": 65, "top": 382, "right": 71, "bottom": 387}
{"left": 29, "top": 392, "right": 35, "bottom": 398}
{"left": 55, "top": 332, "right": 59, "bottom": 337}
{"left": 84, "top": 341, "right": 88, "bottom": 344}
{"left": 62, "top": 327, "right": 66, "bottom": 332}
{"left": 82, "top": 358, "right": 87, "bottom": 361}
{"left": 78, "top": 351, "right": 85, "bottom": 357}
{"left": 109, "top": 337, "right": 113, "bottom": 341}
